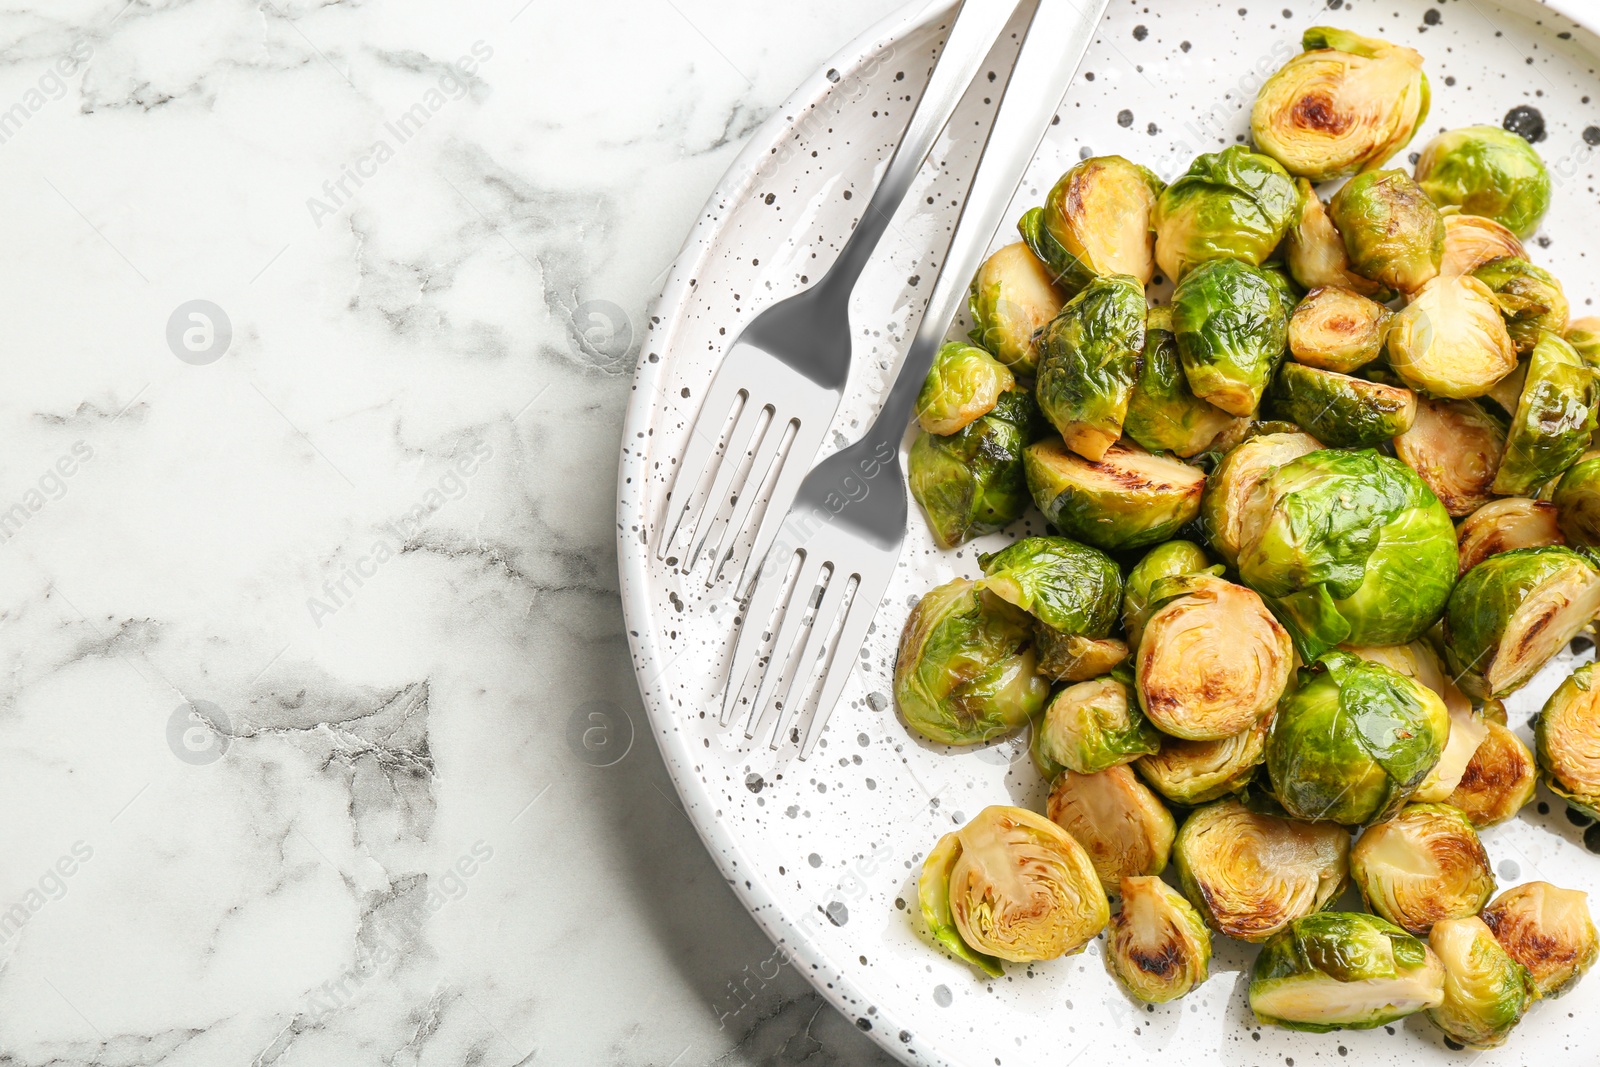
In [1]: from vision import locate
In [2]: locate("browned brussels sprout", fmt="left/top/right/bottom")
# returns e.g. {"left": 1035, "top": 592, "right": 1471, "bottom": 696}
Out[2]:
{"left": 1393, "top": 397, "right": 1505, "bottom": 517}
{"left": 1456, "top": 497, "right": 1565, "bottom": 576}
{"left": 1286, "top": 286, "right": 1389, "bottom": 373}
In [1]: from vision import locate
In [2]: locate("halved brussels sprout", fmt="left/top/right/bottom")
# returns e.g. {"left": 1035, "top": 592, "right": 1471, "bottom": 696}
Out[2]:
{"left": 1032, "top": 627, "right": 1130, "bottom": 683}
{"left": 1567, "top": 316, "right": 1600, "bottom": 374}
{"left": 1171, "top": 258, "right": 1290, "bottom": 416}
{"left": 921, "top": 806, "right": 1109, "bottom": 966}
{"left": 909, "top": 389, "right": 1040, "bottom": 547}
{"left": 966, "top": 242, "right": 1066, "bottom": 374}
{"left": 1345, "top": 641, "right": 1483, "bottom": 803}
{"left": 1153, "top": 145, "right": 1298, "bottom": 281}
{"left": 1482, "top": 881, "right": 1600, "bottom": 998}
{"left": 1555, "top": 453, "right": 1600, "bottom": 547}
{"left": 1457, "top": 497, "right": 1565, "bottom": 576}
{"left": 1122, "top": 540, "right": 1212, "bottom": 651}
{"left": 977, "top": 536, "right": 1122, "bottom": 637}
{"left": 894, "top": 579, "right": 1050, "bottom": 745}
{"left": 1136, "top": 574, "right": 1293, "bottom": 741}
{"left": 1286, "top": 286, "right": 1388, "bottom": 372}
{"left": 1250, "top": 912, "right": 1444, "bottom": 1032}
{"left": 1266, "top": 362, "right": 1415, "bottom": 448}
{"left": 1267, "top": 651, "right": 1450, "bottom": 825}
{"left": 1350, "top": 803, "right": 1495, "bottom": 934}
{"left": 1135, "top": 718, "right": 1269, "bottom": 806}
{"left": 1109, "top": 876, "right": 1212, "bottom": 1003}
{"left": 1175, "top": 798, "right": 1350, "bottom": 942}
{"left": 1032, "top": 673, "right": 1161, "bottom": 779}
{"left": 1446, "top": 719, "right": 1536, "bottom": 828}
{"left": 1385, "top": 275, "right": 1518, "bottom": 399}
{"left": 1237, "top": 449, "right": 1458, "bottom": 657}
{"left": 1537, "top": 662, "right": 1600, "bottom": 819}
{"left": 1024, "top": 438, "right": 1205, "bottom": 552}
{"left": 916, "top": 341, "right": 1014, "bottom": 435}
{"left": 1393, "top": 397, "right": 1506, "bottom": 518}
{"left": 1046, "top": 765, "right": 1176, "bottom": 892}
{"left": 1250, "top": 27, "right": 1428, "bottom": 182}
{"left": 1441, "top": 214, "right": 1528, "bottom": 278}
{"left": 1284, "top": 179, "right": 1386, "bottom": 296}
{"left": 1444, "top": 546, "right": 1600, "bottom": 698}
{"left": 1124, "top": 306, "right": 1237, "bottom": 458}
{"left": 1035, "top": 274, "right": 1148, "bottom": 461}
{"left": 1415, "top": 125, "right": 1552, "bottom": 239}
{"left": 1493, "top": 330, "right": 1599, "bottom": 496}
{"left": 1426, "top": 916, "right": 1535, "bottom": 1049}
{"left": 1474, "top": 256, "right": 1570, "bottom": 355}
{"left": 1018, "top": 156, "right": 1162, "bottom": 294}
{"left": 1199, "top": 430, "right": 1321, "bottom": 567}
{"left": 1329, "top": 169, "right": 1444, "bottom": 294}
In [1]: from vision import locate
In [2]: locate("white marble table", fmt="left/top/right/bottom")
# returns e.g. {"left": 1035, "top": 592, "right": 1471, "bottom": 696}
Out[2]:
{"left": 0, "top": 0, "right": 906, "bottom": 1062}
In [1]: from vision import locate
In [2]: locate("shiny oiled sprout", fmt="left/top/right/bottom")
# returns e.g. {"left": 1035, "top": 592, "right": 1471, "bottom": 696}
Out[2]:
{"left": 1034, "top": 273, "right": 1148, "bottom": 462}
{"left": 1032, "top": 673, "right": 1160, "bottom": 779}
{"left": 1384, "top": 275, "right": 1518, "bottom": 399}
{"left": 1456, "top": 497, "right": 1565, "bottom": 576}
{"left": 1328, "top": 169, "right": 1444, "bottom": 294}
{"left": 1350, "top": 803, "right": 1495, "bottom": 935}
{"left": 1153, "top": 145, "right": 1298, "bottom": 281}
{"left": 1426, "top": 916, "right": 1535, "bottom": 1049}
{"left": 1033, "top": 626, "right": 1130, "bottom": 683}
{"left": 1024, "top": 438, "right": 1205, "bottom": 552}
{"left": 1135, "top": 717, "right": 1269, "bottom": 806}
{"left": 1441, "top": 214, "right": 1529, "bottom": 278}
{"left": 1286, "top": 285, "right": 1389, "bottom": 372}
{"left": 1109, "top": 876, "right": 1212, "bottom": 1004}
{"left": 1018, "top": 156, "right": 1163, "bottom": 293}
{"left": 1265, "top": 362, "right": 1415, "bottom": 448}
{"left": 1482, "top": 881, "right": 1600, "bottom": 998}
{"left": 1566, "top": 315, "right": 1600, "bottom": 374}
{"left": 1484, "top": 358, "right": 1528, "bottom": 421}
{"left": 1492, "top": 330, "right": 1598, "bottom": 496}
{"left": 1446, "top": 719, "right": 1537, "bottom": 828}
{"left": 1046, "top": 765, "right": 1176, "bottom": 893}
{"left": 1344, "top": 641, "right": 1484, "bottom": 803}
{"left": 1473, "top": 256, "right": 1570, "bottom": 355}
{"left": 1174, "top": 798, "right": 1350, "bottom": 942}
{"left": 1249, "top": 912, "right": 1444, "bottom": 1032}
{"left": 1258, "top": 261, "right": 1303, "bottom": 321}
{"left": 909, "top": 390, "right": 1041, "bottom": 548}
{"left": 1393, "top": 397, "right": 1506, "bottom": 518}
{"left": 1124, "top": 306, "right": 1237, "bottom": 458}
{"left": 977, "top": 536, "right": 1122, "bottom": 637}
{"left": 1122, "top": 540, "right": 1212, "bottom": 651}
{"left": 919, "top": 832, "right": 1003, "bottom": 976}
{"left": 1136, "top": 574, "right": 1294, "bottom": 741}
{"left": 1284, "top": 178, "right": 1386, "bottom": 296}
{"left": 1414, "top": 125, "right": 1552, "bottom": 239}
{"left": 1555, "top": 453, "right": 1600, "bottom": 547}
{"left": 966, "top": 242, "right": 1066, "bottom": 375}
{"left": 894, "top": 579, "right": 1049, "bottom": 746}
{"left": 1171, "top": 258, "right": 1290, "bottom": 416}
{"left": 1537, "top": 662, "right": 1600, "bottom": 819}
{"left": 1250, "top": 27, "right": 1428, "bottom": 182}
{"left": 915, "top": 341, "right": 1014, "bottom": 435}
{"left": 1199, "top": 430, "right": 1321, "bottom": 567}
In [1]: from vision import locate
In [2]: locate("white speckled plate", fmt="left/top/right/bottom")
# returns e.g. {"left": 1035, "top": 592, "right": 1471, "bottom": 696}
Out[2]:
{"left": 618, "top": 1, "right": 1600, "bottom": 1063}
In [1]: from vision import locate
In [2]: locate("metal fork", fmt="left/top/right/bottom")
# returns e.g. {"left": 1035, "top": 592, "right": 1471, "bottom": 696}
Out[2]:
{"left": 653, "top": 0, "right": 1022, "bottom": 587}
{"left": 723, "top": 0, "right": 1110, "bottom": 758}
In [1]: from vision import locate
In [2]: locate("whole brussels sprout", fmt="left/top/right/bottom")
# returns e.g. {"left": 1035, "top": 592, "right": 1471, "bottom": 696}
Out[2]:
{"left": 1555, "top": 453, "right": 1600, "bottom": 546}
{"left": 894, "top": 579, "right": 1049, "bottom": 745}
{"left": 1443, "top": 546, "right": 1600, "bottom": 698}
{"left": 1350, "top": 803, "right": 1495, "bottom": 935}
{"left": 1482, "top": 881, "right": 1600, "bottom": 998}
{"left": 1024, "top": 438, "right": 1205, "bottom": 552}
{"left": 1286, "top": 286, "right": 1388, "bottom": 372}
{"left": 1345, "top": 640, "right": 1483, "bottom": 803}
{"left": 1328, "top": 169, "right": 1444, "bottom": 294}
{"left": 1474, "top": 256, "right": 1570, "bottom": 354}
{"left": 1124, "top": 306, "right": 1237, "bottom": 458}
{"left": 1237, "top": 449, "right": 1457, "bottom": 657}
{"left": 1492, "top": 330, "right": 1597, "bottom": 496}
{"left": 1265, "top": 362, "right": 1416, "bottom": 448}
{"left": 1032, "top": 672, "right": 1160, "bottom": 779}
{"left": 1385, "top": 275, "right": 1518, "bottom": 399}
{"left": 1135, "top": 718, "right": 1269, "bottom": 806}
{"left": 1393, "top": 397, "right": 1506, "bottom": 517}
{"left": 977, "top": 535, "right": 1121, "bottom": 636}
{"left": 1018, "top": 156, "right": 1162, "bottom": 293}
{"left": 1034, "top": 273, "right": 1148, "bottom": 461}
{"left": 1537, "top": 662, "right": 1600, "bottom": 819}
{"left": 1251, "top": 27, "right": 1428, "bottom": 182}
{"left": 1032, "top": 626, "right": 1128, "bottom": 683}
{"left": 1046, "top": 765, "right": 1175, "bottom": 893}
{"left": 915, "top": 341, "right": 1014, "bottom": 435}
{"left": 1199, "top": 430, "right": 1321, "bottom": 567}
{"left": 1171, "top": 258, "right": 1290, "bottom": 416}
{"left": 1415, "top": 125, "right": 1552, "bottom": 238}
{"left": 909, "top": 389, "right": 1040, "bottom": 547}
{"left": 1249, "top": 912, "right": 1444, "bottom": 1032}
{"left": 1108, "top": 876, "right": 1212, "bottom": 1004}
{"left": 966, "top": 242, "right": 1065, "bottom": 374}
{"left": 1258, "top": 261, "right": 1303, "bottom": 321}
{"left": 1284, "top": 179, "right": 1387, "bottom": 296}
{"left": 1174, "top": 798, "right": 1350, "bottom": 943}
{"left": 1566, "top": 315, "right": 1600, "bottom": 373}
{"left": 1122, "top": 540, "right": 1212, "bottom": 650}
{"left": 1446, "top": 719, "right": 1537, "bottom": 828}
{"left": 919, "top": 806, "right": 1108, "bottom": 969}
{"left": 1441, "top": 213, "right": 1528, "bottom": 278}
{"left": 1426, "top": 916, "right": 1535, "bottom": 1050}
{"left": 1153, "top": 145, "right": 1297, "bottom": 281}
{"left": 1267, "top": 651, "right": 1449, "bottom": 825}
{"left": 1456, "top": 497, "right": 1565, "bottom": 576}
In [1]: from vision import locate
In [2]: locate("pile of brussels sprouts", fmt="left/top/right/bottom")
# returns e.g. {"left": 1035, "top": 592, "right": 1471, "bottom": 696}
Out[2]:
{"left": 904, "top": 26, "right": 1600, "bottom": 1048}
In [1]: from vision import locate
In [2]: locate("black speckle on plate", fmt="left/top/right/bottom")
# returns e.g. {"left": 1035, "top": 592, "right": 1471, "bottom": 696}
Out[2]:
{"left": 1503, "top": 104, "right": 1547, "bottom": 143}
{"left": 1423, "top": 8, "right": 1441, "bottom": 25}
{"left": 1586, "top": 824, "right": 1600, "bottom": 854}
{"left": 1567, "top": 806, "right": 1594, "bottom": 827}
{"left": 1133, "top": 24, "right": 1148, "bottom": 41}
{"left": 1117, "top": 109, "right": 1134, "bottom": 127}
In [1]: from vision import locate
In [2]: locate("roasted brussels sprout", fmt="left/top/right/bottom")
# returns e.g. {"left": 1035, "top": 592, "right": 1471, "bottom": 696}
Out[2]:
{"left": 1474, "top": 256, "right": 1570, "bottom": 355}
{"left": 1032, "top": 626, "right": 1130, "bottom": 683}
{"left": 1493, "top": 330, "right": 1598, "bottom": 496}
{"left": 1457, "top": 497, "right": 1565, "bottom": 575}
{"left": 1237, "top": 449, "right": 1458, "bottom": 657}
{"left": 916, "top": 341, "right": 1014, "bottom": 435}
{"left": 1259, "top": 261, "right": 1303, "bottom": 319}
{"left": 1350, "top": 803, "right": 1495, "bottom": 934}
{"left": 1284, "top": 179, "right": 1386, "bottom": 296}
{"left": 1566, "top": 315, "right": 1600, "bottom": 373}
{"left": 1415, "top": 125, "right": 1552, "bottom": 239}
{"left": 1267, "top": 651, "right": 1450, "bottom": 825}
{"left": 1482, "top": 881, "right": 1600, "bottom": 998}
{"left": 1122, "top": 540, "right": 1212, "bottom": 650}
{"left": 1251, "top": 27, "right": 1428, "bottom": 182}
{"left": 1286, "top": 286, "right": 1388, "bottom": 372}
{"left": 1171, "top": 258, "right": 1290, "bottom": 416}
{"left": 1441, "top": 213, "right": 1528, "bottom": 278}
{"left": 1537, "top": 662, "right": 1600, "bottom": 819}
{"left": 977, "top": 536, "right": 1121, "bottom": 637}
{"left": 1175, "top": 798, "right": 1349, "bottom": 942}
{"left": 1426, "top": 916, "right": 1535, "bottom": 1049}
{"left": 909, "top": 389, "right": 1040, "bottom": 547}
{"left": 1385, "top": 275, "right": 1518, "bottom": 399}
{"left": 1124, "top": 306, "right": 1237, "bottom": 458}
{"left": 1046, "top": 765, "right": 1176, "bottom": 892}
{"left": 1018, "top": 156, "right": 1162, "bottom": 294}
{"left": 1035, "top": 274, "right": 1148, "bottom": 461}
{"left": 1135, "top": 718, "right": 1269, "bottom": 806}
{"left": 966, "top": 242, "right": 1065, "bottom": 374}
{"left": 1345, "top": 641, "right": 1483, "bottom": 802}
{"left": 1444, "top": 546, "right": 1600, "bottom": 698}
{"left": 1446, "top": 719, "right": 1537, "bottom": 827}
{"left": 1024, "top": 438, "right": 1205, "bottom": 552}
{"left": 1109, "top": 876, "right": 1212, "bottom": 1003}
{"left": 1393, "top": 397, "right": 1506, "bottom": 517}
{"left": 1266, "top": 362, "right": 1415, "bottom": 448}
{"left": 894, "top": 579, "right": 1049, "bottom": 745}
{"left": 1555, "top": 453, "right": 1600, "bottom": 547}
{"left": 1136, "top": 574, "right": 1293, "bottom": 740}
{"left": 1032, "top": 673, "right": 1160, "bottom": 779}
{"left": 1250, "top": 912, "right": 1444, "bottom": 1032}
{"left": 1199, "top": 430, "right": 1321, "bottom": 567}
{"left": 919, "top": 806, "right": 1109, "bottom": 967}
{"left": 1485, "top": 358, "right": 1529, "bottom": 421}
{"left": 1153, "top": 146, "right": 1297, "bottom": 281}
{"left": 1329, "top": 169, "right": 1444, "bottom": 294}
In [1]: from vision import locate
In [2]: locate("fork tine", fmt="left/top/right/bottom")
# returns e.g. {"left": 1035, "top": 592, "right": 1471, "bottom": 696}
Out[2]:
{"left": 767, "top": 564, "right": 851, "bottom": 750}
{"left": 733, "top": 439, "right": 818, "bottom": 600}
{"left": 683, "top": 394, "right": 772, "bottom": 571}
{"left": 742, "top": 552, "right": 826, "bottom": 739}
{"left": 655, "top": 371, "right": 746, "bottom": 561}
{"left": 798, "top": 571, "right": 880, "bottom": 759}
{"left": 721, "top": 544, "right": 798, "bottom": 725}
{"left": 707, "top": 414, "right": 799, "bottom": 586}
